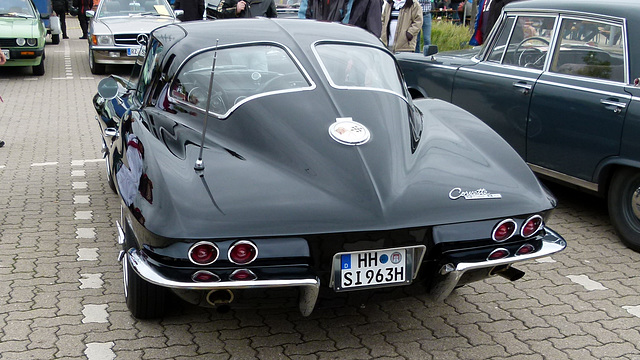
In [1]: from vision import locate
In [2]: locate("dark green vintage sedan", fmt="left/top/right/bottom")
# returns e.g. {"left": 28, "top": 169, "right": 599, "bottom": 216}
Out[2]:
{"left": 397, "top": 0, "right": 640, "bottom": 251}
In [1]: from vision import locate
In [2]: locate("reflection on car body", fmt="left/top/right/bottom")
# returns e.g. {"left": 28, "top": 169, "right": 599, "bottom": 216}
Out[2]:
{"left": 93, "top": 18, "right": 565, "bottom": 319}
{"left": 397, "top": 0, "right": 640, "bottom": 251}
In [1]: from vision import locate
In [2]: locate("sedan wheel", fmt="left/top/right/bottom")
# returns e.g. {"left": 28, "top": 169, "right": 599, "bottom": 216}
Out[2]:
{"left": 608, "top": 168, "right": 640, "bottom": 251}
{"left": 122, "top": 251, "right": 169, "bottom": 319}
{"left": 90, "top": 50, "right": 106, "bottom": 75}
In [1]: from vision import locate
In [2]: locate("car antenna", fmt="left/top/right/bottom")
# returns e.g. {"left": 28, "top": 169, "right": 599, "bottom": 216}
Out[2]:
{"left": 194, "top": 39, "right": 219, "bottom": 175}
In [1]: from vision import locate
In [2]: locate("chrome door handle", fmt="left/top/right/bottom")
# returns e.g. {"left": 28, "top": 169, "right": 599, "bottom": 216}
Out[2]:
{"left": 513, "top": 82, "right": 533, "bottom": 95}
{"left": 600, "top": 99, "right": 627, "bottom": 113}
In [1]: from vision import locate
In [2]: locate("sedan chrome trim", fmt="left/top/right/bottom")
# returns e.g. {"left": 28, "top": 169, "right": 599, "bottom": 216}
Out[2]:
{"left": 428, "top": 227, "right": 566, "bottom": 301}
{"left": 457, "top": 66, "right": 540, "bottom": 82}
{"left": 536, "top": 78, "right": 631, "bottom": 99}
{"left": 528, "top": 163, "right": 599, "bottom": 192}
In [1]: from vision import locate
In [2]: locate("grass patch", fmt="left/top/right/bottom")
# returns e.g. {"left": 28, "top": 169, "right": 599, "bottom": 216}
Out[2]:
{"left": 428, "top": 20, "right": 473, "bottom": 51}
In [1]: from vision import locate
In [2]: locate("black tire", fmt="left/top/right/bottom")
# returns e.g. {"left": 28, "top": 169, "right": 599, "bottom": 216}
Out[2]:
{"left": 608, "top": 168, "right": 640, "bottom": 251}
{"left": 102, "top": 138, "right": 117, "bottom": 194}
{"left": 52, "top": 34, "right": 60, "bottom": 45}
{"left": 123, "top": 251, "right": 169, "bottom": 319}
{"left": 33, "top": 56, "right": 45, "bottom": 76}
{"left": 90, "top": 50, "right": 106, "bottom": 75}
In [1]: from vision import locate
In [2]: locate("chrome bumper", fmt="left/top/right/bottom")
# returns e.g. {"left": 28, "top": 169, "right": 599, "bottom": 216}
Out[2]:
{"left": 428, "top": 227, "right": 566, "bottom": 301}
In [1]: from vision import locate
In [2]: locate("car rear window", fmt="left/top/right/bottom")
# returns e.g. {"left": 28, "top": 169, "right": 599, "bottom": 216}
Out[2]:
{"left": 314, "top": 43, "right": 404, "bottom": 96}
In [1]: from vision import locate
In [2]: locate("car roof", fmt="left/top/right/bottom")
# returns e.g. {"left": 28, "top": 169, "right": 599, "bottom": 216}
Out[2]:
{"left": 504, "top": 0, "right": 639, "bottom": 21}
{"left": 154, "top": 18, "right": 384, "bottom": 74}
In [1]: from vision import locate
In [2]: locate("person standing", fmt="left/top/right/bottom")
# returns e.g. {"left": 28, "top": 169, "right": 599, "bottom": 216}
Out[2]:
{"left": 381, "top": 0, "right": 422, "bottom": 53}
{"left": 74, "top": 0, "right": 93, "bottom": 39}
{"left": 414, "top": 0, "right": 432, "bottom": 53}
{"left": 52, "top": 0, "right": 69, "bottom": 39}
{"left": 174, "top": 0, "right": 205, "bottom": 21}
{"left": 216, "top": 0, "right": 276, "bottom": 18}
{"left": 345, "top": 0, "right": 382, "bottom": 37}
{"left": 0, "top": 48, "right": 5, "bottom": 147}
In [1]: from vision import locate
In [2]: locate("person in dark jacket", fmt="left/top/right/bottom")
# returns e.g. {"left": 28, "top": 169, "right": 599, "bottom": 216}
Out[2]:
{"left": 300, "top": 0, "right": 348, "bottom": 21}
{"left": 174, "top": 0, "right": 205, "bottom": 21}
{"left": 346, "top": 0, "right": 382, "bottom": 37}
{"left": 74, "top": 0, "right": 93, "bottom": 39}
{"left": 52, "top": 0, "right": 69, "bottom": 39}
{"left": 217, "top": 0, "right": 276, "bottom": 18}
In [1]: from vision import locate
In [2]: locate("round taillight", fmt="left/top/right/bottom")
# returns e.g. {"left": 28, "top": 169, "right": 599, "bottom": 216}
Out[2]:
{"left": 488, "top": 248, "right": 510, "bottom": 261}
{"left": 230, "top": 269, "right": 257, "bottom": 281}
{"left": 492, "top": 219, "right": 517, "bottom": 242}
{"left": 521, "top": 215, "right": 543, "bottom": 238}
{"left": 228, "top": 240, "right": 258, "bottom": 265}
{"left": 188, "top": 241, "right": 219, "bottom": 265}
{"left": 516, "top": 243, "right": 535, "bottom": 255}
{"left": 192, "top": 270, "right": 221, "bottom": 282}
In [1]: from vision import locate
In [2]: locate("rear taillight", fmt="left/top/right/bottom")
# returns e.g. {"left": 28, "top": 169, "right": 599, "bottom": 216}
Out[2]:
{"left": 492, "top": 219, "right": 517, "bottom": 242}
{"left": 230, "top": 269, "right": 257, "bottom": 281}
{"left": 189, "top": 242, "right": 219, "bottom": 265}
{"left": 516, "top": 243, "right": 536, "bottom": 255}
{"left": 192, "top": 270, "right": 221, "bottom": 282}
{"left": 521, "top": 215, "right": 543, "bottom": 238}
{"left": 228, "top": 240, "right": 258, "bottom": 265}
{"left": 488, "top": 248, "right": 510, "bottom": 261}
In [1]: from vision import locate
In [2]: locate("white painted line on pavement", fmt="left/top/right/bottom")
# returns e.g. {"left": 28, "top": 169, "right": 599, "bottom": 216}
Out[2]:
{"left": 76, "top": 228, "right": 96, "bottom": 239}
{"left": 0, "top": 165, "right": 5, "bottom": 169}
{"left": 72, "top": 170, "right": 86, "bottom": 177}
{"left": 623, "top": 305, "right": 640, "bottom": 318}
{"left": 31, "top": 162, "right": 58, "bottom": 166}
{"left": 77, "top": 248, "right": 99, "bottom": 261}
{"left": 73, "top": 181, "right": 88, "bottom": 190}
{"left": 567, "top": 275, "right": 608, "bottom": 291}
{"left": 535, "top": 257, "right": 556, "bottom": 263}
{"left": 82, "top": 304, "right": 109, "bottom": 323}
{"left": 74, "top": 195, "right": 90, "bottom": 204}
{"left": 75, "top": 210, "right": 93, "bottom": 220}
{"left": 85, "top": 342, "right": 116, "bottom": 360}
{"left": 72, "top": 160, "right": 85, "bottom": 166}
{"left": 84, "top": 159, "right": 106, "bottom": 163}
{"left": 79, "top": 273, "right": 104, "bottom": 289}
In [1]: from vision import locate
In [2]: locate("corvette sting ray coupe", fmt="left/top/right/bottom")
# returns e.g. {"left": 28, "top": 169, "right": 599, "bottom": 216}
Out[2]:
{"left": 396, "top": 0, "right": 640, "bottom": 251}
{"left": 93, "top": 18, "right": 566, "bottom": 319}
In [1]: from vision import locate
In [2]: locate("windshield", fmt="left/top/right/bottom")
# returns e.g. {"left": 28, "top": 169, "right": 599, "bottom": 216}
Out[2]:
{"left": 0, "top": 0, "right": 36, "bottom": 17}
{"left": 98, "top": 0, "right": 173, "bottom": 17}
{"left": 314, "top": 43, "right": 405, "bottom": 96}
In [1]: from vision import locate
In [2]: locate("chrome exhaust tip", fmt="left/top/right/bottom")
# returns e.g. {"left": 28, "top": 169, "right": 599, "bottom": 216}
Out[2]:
{"left": 490, "top": 265, "right": 525, "bottom": 281}
{"left": 206, "top": 289, "right": 234, "bottom": 311}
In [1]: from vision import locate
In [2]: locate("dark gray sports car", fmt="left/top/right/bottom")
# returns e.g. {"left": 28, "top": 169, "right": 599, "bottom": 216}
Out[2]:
{"left": 93, "top": 18, "right": 566, "bottom": 319}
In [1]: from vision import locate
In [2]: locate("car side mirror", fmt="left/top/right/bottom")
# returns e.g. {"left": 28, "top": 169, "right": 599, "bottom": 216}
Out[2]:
{"left": 86, "top": 10, "right": 95, "bottom": 18}
{"left": 98, "top": 77, "right": 120, "bottom": 100}
{"left": 424, "top": 45, "right": 438, "bottom": 57}
{"left": 174, "top": 9, "right": 184, "bottom": 19}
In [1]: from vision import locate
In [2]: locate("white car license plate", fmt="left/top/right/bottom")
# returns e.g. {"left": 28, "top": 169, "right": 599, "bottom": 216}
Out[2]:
{"left": 2, "top": 49, "right": 9, "bottom": 60}
{"left": 127, "top": 47, "right": 146, "bottom": 57}
{"left": 334, "top": 248, "right": 409, "bottom": 291}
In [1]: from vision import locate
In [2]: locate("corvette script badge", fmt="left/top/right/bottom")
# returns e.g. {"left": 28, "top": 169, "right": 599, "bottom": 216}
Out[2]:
{"left": 449, "top": 188, "right": 502, "bottom": 200}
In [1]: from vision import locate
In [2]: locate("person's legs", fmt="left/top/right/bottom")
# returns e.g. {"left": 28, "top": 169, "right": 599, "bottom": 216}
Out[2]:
{"left": 78, "top": 13, "right": 88, "bottom": 38}
{"left": 60, "top": 11, "right": 68, "bottom": 38}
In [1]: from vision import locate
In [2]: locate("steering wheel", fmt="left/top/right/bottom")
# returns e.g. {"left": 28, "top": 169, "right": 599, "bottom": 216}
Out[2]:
{"left": 187, "top": 84, "right": 227, "bottom": 114}
{"left": 514, "top": 36, "right": 550, "bottom": 68}
{"left": 258, "top": 72, "right": 306, "bottom": 93}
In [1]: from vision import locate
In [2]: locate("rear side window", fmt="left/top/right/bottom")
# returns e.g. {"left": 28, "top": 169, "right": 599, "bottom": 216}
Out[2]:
{"left": 549, "top": 18, "right": 625, "bottom": 83}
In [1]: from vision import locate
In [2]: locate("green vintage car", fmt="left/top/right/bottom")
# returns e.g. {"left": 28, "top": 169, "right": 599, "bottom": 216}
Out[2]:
{"left": 0, "top": 0, "right": 46, "bottom": 75}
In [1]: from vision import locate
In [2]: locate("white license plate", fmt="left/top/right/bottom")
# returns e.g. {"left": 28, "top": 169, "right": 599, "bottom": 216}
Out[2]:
{"left": 334, "top": 248, "right": 409, "bottom": 291}
{"left": 2, "top": 49, "right": 9, "bottom": 60}
{"left": 127, "top": 47, "right": 146, "bottom": 57}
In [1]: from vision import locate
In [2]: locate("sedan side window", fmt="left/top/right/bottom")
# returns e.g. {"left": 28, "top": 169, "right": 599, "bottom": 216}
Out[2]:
{"left": 549, "top": 19, "right": 625, "bottom": 83}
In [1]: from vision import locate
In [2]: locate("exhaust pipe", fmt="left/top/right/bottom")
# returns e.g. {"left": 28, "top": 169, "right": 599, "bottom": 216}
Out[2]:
{"left": 206, "top": 289, "right": 234, "bottom": 310}
{"left": 491, "top": 265, "right": 525, "bottom": 281}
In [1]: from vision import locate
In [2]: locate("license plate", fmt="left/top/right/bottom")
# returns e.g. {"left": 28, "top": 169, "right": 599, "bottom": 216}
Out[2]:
{"left": 127, "top": 47, "right": 146, "bottom": 57}
{"left": 2, "top": 49, "right": 9, "bottom": 60}
{"left": 333, "top": 248, "right": 411, "bottom": 291}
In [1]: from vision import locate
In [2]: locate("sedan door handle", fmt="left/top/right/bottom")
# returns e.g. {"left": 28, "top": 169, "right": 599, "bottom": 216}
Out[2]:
{"left": 513, "top": 81, "right": 533, "bottom": 95}
{"left": 600, "top": 99, "right": 627, "bottom": 113}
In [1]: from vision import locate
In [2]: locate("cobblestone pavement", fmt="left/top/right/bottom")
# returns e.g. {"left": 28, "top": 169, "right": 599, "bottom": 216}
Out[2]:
{"left": 2, "top": 18, "right": 640, "bottom": 360}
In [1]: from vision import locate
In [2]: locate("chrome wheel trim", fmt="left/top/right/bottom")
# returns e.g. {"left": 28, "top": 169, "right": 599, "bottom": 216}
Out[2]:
{"left": 122, "top": 254, "right": 129, "bottom": 299}
{"left": 632, "top": 184, "right": 640, "bottom": 222}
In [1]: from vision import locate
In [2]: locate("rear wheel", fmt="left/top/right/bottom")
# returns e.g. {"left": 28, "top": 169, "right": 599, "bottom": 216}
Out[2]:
{"left": 608, "top": 168, "right": 640, "bottom": 251}
{"left": 90, "top": 50, "right": 106, "bottom": 75}
{"left": 123, "top": 251, "right": 169, "bottom": 319}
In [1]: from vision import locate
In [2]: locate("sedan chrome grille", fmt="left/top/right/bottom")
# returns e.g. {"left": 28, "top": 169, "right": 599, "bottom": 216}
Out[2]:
{"left": 114, "top": 34, "right": 146, "bottom": 46}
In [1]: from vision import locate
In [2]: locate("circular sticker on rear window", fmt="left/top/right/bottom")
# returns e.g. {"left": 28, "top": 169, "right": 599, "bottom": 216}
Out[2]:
{"left": 328, "top": 119, "right": 370, "bottom": 146}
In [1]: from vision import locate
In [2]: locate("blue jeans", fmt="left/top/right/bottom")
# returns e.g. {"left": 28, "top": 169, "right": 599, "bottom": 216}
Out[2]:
{"left": 415, "top": 12, "right": 432, "bottom": 53}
